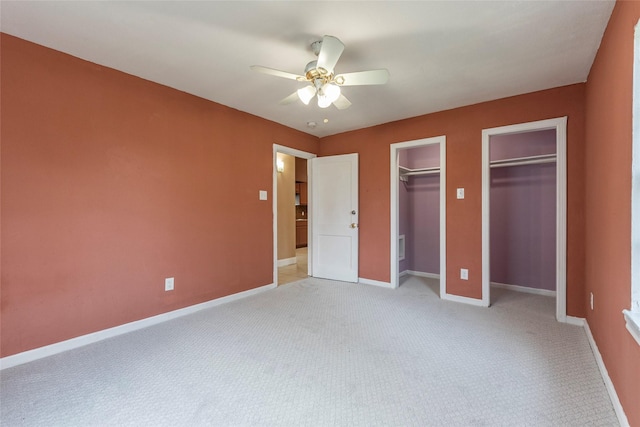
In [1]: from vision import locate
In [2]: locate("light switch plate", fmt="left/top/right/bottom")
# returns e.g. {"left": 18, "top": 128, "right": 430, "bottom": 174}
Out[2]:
{"left": 259, "top": 190, "right": 268, "bottom": 200}
{"left": 457, "top": 188, "right": 465, "bottom": 199}
{"left": 165, "top": 277, "right": 174, "bottom": 291}
{"left": 460, "top": 269, "right": 468, "bottom": 280}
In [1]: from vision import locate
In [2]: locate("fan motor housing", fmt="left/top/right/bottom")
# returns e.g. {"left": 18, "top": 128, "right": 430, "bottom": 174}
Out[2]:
{"left": 304, "top": 60, "right": 332, "bottom": 82}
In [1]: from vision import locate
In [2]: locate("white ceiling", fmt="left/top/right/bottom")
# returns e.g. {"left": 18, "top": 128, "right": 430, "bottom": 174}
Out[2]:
{"left": 1, "top": 1, "right": 615, "bottom": 138}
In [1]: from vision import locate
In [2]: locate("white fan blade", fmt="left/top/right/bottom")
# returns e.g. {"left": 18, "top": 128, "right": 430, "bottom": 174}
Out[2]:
{"left": 316, "top": 35, "right": 344, "bottom": 74}
{"left": 250, "top": 65, "right": 306, "bottom": 81}
{"left": 334, "top": 69, "right": 389, "bottom": 86}
{"left": 279, "top": 91, "right": 300, "bottom": 105}
{"left": 333, "top": 94, "right": 352, "bottom": 110}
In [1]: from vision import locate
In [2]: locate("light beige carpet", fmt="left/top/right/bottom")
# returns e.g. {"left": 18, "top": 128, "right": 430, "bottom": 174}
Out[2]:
{"left": 1, "top": 276, "right": 618, "bottom": 426}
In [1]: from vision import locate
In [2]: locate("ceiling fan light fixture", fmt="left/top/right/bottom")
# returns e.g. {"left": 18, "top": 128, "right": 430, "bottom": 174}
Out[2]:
{"left": 251, "top": 35, "right": 387, "bottom": 111}
{"left": 297, "top": 85, "right": 316, "bottom": 105}
{"left": 318, "top": 82, "right": 340, "bottom": 108}
{"left": 321, "top": 83, "right": 341, "bottom": 104}
{"left": 317, "top": 94, "right": 332, "bottom": 108}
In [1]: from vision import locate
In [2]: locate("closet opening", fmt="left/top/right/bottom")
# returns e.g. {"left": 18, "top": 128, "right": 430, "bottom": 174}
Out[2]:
{"left": 390, "top": 136, "right": 446, "bottom": 295}
{"left": 490, "top": 129, "right": 557, "bottom": 304}
{"left": 481, "top": 117, "right": 567, "bottom": 321}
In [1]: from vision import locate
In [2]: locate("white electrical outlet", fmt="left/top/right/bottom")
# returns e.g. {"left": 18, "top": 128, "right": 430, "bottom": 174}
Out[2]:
{"left": 165, "top": 277, "right": 174, "bottom": 291}
{"left": 259, "top": 190, "right": 268, "bottom": 200}
{"left": 460, "top": 268, "right": 468, "bottom": 280}
{"left": 590, "top": 292, "right": 594, "bottom": 310}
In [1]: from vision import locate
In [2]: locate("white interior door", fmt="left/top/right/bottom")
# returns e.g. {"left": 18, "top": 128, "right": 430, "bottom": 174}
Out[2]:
{"left": 311, "top": 154, "right": 358, "bottom": 282}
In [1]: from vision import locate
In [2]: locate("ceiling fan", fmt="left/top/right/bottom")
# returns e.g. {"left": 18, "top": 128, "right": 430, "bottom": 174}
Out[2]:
{"left": 250, "top": 35, "right": 389, "bottom": 110}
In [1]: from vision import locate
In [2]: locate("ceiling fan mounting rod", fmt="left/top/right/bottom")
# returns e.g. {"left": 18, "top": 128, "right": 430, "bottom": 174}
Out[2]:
{"left": 311, "top": 40, "right": 323, "bottom": 56}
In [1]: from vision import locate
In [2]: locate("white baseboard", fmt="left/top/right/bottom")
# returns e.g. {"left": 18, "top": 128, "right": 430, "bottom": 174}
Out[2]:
{"left": 623, "top": 309, "right": 640, "bottom": 346}
{"left": 490, "top": 281, "right": 556, "bottom": 297}
{"left": 583, "top": 320, "right": 630, "bottom": 427}
{"left": 402, "top": 272, "right": 486, "bottom": 307}
{"left": 399, "top": 270, "right": 409, "bottom": 277}
{"left": 359, "top": 277, "right": 394, "bottom": 289}
{"left": 404, "top": 275, "right": 554, "bottom": 307}
{"left": 277, "top": 257, "right": 296, "bottom": 267}
{"left": 564, "top": 316, "right": 585, "bottom": 326}
{"left": 406, "top": 270, "right": 440, "bottom": 280}
{"left": 441, "top": 292, "right": 488, "bottom": 307}
{"left": 0, "top": 282, "right": 276, "bottom": 370}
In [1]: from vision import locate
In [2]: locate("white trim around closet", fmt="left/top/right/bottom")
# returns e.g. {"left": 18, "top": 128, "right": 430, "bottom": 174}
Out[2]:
{"left": 390, "top": 136, "right": 446, "bottom": 298}
{"left": 481, "top": 117, "right": 567, "bottom": 321}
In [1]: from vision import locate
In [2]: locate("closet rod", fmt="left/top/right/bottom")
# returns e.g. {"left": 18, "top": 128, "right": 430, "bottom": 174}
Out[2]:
{"left": 402, "top": 169, "right": 441, "bottom": 176}
{"left": 490, "top": 153, "right": 556, "bottom": 169}
{"left": 399, "top": 165, "right": 440, "bottom": 172}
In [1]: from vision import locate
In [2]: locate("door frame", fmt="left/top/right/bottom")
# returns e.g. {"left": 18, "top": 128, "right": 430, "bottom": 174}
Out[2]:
{"left": 390, "top": 136, "right": 446, "bottom": 293}
{"left": 481, "top": 117, "right": 567, "bottom": 320}
{"left": 273, "top": 144, "right": 316, "bottom": 286}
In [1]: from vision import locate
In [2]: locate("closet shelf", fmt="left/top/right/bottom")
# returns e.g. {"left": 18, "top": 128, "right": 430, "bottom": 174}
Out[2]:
{"left": 399, "top": 165, "right": 441, "bottom": 178}
{"left": 490, "top": 153, "right": 556, "bottom": 169}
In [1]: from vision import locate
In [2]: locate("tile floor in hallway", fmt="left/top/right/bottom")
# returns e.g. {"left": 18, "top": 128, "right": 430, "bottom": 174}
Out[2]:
{"left": 278, "top": 247, "right": 308, "bottom": 285}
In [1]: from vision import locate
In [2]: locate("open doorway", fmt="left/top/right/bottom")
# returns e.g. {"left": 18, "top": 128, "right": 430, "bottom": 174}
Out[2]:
{"left": 276, "top": 153, "right": 308, "bottom": 285}
{"left": 481, "top": 117, "right": 567, "bottom": 321}
{"left": 390, "top": 136, "right": 446, "bottom": 295}
{"left": 273, "top": 145, "right": 316, "bottom": 286}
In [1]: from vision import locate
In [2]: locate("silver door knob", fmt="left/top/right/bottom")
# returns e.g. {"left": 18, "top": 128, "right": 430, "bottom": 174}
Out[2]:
{"left": 350, "top": 223, "right": 359, "bottom": 229}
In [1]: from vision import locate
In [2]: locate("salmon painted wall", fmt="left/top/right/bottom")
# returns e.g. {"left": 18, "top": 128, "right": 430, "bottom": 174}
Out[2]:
{"left": 319, "top": 84, "right": 585, "bottom": 312}
{"left": 584, "top": 1, "right": 640, "bottom": 425}
{"left": 0, "top": 34, "right": 318, "bottom": 357}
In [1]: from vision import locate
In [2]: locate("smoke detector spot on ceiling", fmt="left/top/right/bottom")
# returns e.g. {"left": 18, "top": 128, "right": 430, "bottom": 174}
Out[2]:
{"left": 307, "top": 121, "right": 317, "bottom": 128}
